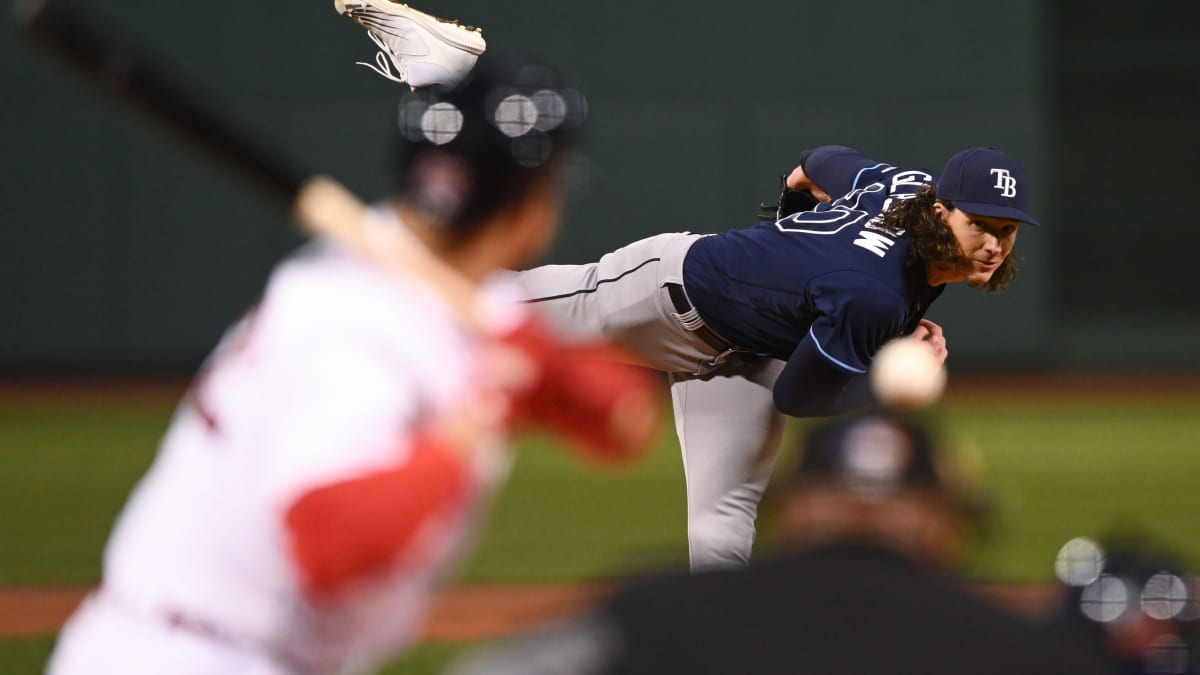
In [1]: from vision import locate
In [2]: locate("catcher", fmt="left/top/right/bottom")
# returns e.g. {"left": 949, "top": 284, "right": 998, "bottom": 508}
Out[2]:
{"left": 447, "top": 410, "right": 1112, "bottom": 675}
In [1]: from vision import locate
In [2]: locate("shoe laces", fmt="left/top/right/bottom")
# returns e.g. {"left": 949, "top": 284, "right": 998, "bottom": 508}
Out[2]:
{"left": 355, "top": 30, "right": 408, "bottom": 85}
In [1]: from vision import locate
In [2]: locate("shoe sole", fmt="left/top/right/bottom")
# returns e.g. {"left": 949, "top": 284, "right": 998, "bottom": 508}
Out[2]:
{"left": 335, "top": 0, "right": 486, "bottom": 54}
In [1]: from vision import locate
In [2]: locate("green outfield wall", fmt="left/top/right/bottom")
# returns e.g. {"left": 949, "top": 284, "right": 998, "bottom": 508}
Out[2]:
{"left": 2, "top": 0, "right": 1196, "bottom": 370}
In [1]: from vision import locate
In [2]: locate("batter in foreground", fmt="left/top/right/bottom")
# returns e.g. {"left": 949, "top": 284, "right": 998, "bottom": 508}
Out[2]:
{"left": 47, "top": 49, "right": 655, "bottom": 675}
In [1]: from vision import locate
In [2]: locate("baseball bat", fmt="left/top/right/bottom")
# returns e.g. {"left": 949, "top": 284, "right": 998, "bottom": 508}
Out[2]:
{"left": 13, "top": 0, "right": 485, "bottom": 331}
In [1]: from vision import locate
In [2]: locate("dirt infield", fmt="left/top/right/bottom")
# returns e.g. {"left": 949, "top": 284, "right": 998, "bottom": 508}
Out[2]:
{"left": 0, "top": 581, "right": 1058, "bottom": 643}
{"left": 0, "top": 583, "right": 612, "bottom": 643}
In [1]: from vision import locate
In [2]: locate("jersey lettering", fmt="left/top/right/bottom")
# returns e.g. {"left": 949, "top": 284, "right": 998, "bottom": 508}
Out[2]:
{"left": 889, "top": 170, "right": 933, "bottom": 194}
{"left": 852, "top": 230, "right": 897, "bottom": 257}
{"left": 775, "top": 183, "right": 884, "bottom": 235}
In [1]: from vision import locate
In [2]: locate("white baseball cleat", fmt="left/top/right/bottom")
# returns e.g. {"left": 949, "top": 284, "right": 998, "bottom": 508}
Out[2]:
{"left": 334, "top": 0, "right": 486, "bottom": 88}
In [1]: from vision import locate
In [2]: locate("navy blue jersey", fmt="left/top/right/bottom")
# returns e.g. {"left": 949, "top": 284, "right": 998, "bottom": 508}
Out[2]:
{"left": 683, "top": 146, "right": 945, "bottom": 373}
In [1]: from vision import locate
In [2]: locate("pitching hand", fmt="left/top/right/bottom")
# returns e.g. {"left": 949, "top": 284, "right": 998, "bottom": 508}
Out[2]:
{"left": 908, "top": 319, "right": 948, "bottom": 365}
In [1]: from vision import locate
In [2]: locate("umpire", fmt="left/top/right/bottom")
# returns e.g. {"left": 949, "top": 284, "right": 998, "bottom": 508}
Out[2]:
{"left": 448, "top": 410, "right": 1113, "bottom": 675}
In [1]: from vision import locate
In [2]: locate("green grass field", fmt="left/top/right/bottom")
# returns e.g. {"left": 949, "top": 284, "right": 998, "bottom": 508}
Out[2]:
{"left": 2, "top": 385, "right": 1199, "bottom": 673}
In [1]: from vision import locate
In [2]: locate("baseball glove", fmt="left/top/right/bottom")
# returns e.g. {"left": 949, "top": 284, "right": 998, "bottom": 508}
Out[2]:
{"left": 759, "top": 174, "right": 821, "bottom": 221}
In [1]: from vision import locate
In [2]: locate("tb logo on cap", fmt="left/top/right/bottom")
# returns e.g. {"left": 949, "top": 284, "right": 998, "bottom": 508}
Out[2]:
{"left": 990, "top": 168, "right": 1017, "bottom": 198}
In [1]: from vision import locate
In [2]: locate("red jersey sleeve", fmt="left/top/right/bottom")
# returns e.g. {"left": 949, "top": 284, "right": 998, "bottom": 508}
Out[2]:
{"left": 283, "top": 433, "right": 473, "bottom": 598}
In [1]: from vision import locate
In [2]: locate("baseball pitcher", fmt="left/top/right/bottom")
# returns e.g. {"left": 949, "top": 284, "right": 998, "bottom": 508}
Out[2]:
{"left": 333, "top": 1, "right": 1037, "bottom": 571}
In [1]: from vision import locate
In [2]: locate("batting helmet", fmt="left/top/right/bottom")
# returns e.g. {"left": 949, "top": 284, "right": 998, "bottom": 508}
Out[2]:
{"left": 392, "top": 48, "right": 587, "bottom": 235}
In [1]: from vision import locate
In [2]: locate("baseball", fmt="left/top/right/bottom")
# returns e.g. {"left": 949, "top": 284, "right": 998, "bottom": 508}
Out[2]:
{"left": 869, "top": 338, "right": 947, "bottom": 410}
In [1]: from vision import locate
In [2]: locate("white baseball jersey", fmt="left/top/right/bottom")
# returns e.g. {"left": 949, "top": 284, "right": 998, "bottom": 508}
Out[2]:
{"left": 48, "top": 213, "right": 522, "bottom": 675}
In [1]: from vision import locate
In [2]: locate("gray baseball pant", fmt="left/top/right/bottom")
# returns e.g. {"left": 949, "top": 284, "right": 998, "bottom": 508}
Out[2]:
{"left": 516, "top": 232, "right": 785, "bottom": 570}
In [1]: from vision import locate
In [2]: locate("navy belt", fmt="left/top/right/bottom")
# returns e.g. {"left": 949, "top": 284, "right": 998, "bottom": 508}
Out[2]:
{"left": 665, "top": 283, "right": 737, "bottom": 354}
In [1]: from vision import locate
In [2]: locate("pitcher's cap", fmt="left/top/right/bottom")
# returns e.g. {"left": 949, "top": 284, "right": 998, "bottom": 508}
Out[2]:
{"left": 936, "top": 147, "right": 1039, "bottom": 226}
